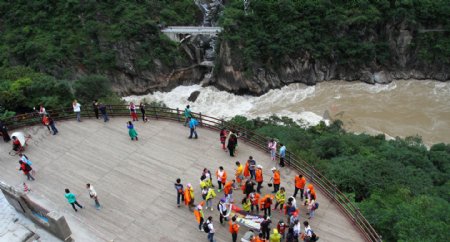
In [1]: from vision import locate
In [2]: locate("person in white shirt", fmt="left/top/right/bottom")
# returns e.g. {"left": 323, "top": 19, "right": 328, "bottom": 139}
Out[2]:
{"left": 73, "top": 100, "right": 82, "bottom": 122}
{"left": 292, "top": 219, "right": 301, "bottom": 238}
{"left": 86, "top": 183, "right": 100, "bottom": 209}
{"left": 303, "top": 221, "right": 313, "bottom": 238}
{"left": 206, "top": 216, "right": 215, "bottom": 242}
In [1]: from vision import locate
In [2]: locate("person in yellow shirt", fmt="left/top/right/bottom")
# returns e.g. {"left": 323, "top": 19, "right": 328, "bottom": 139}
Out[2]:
{"left": 273, "top": 187, "right": 286, "bottom": 212}
{"left": 235, "top": 161, "right": 244, "bottom": 186}
{"left": 242, "top": 197, "right": 251, "bottom": 213}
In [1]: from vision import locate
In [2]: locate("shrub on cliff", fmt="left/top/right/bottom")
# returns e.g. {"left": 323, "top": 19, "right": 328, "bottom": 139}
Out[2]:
{"left": 220, "top": 0, "right": 450, "bottom": 71}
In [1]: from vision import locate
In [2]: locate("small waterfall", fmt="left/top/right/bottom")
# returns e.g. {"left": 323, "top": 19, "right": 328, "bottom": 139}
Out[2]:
{"left": 190, "top": 0, "right": 224, "bottom": 82}
{"left": 194, "top": 0, "right": 223, "bottom": 27}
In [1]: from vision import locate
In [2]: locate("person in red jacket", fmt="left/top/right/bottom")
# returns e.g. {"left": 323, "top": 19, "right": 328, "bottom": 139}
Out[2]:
{"left": 229, "top": 216, "right": 240, "bottom": 242}
{"left": 19, "top": 160, "right": 35, "bottom": 181}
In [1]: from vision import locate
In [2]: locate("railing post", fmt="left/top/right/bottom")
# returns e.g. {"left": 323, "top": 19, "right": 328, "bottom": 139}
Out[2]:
{"left": 288, "top": 151, "right": 291, "bottom": 167}
{"left": 154, "top": 106, "right": 159, "bottom": 119}
{"left": 176, "top": 108, "right": 181, "bottom": 122}
{"left": 199, "top": 112, "right": 203, "bottom": 126}
{"left": 333, "top": 184, "right": 337, "bottom": 198}
{"left": 109, "top": 105, "right": 113, "bottom": 117}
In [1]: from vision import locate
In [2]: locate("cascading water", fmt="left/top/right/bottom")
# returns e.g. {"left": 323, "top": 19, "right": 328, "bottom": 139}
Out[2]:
{"left": 194, "top": 0, "right": 223, "bottom": 27}
{"left": 193, "top": 0, "right": 223, "bottom": 61}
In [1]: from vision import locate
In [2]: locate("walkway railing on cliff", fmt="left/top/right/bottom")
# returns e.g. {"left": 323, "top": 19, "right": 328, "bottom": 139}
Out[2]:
{"left": 3, "top": 105, "right": 382, "bottom": 242}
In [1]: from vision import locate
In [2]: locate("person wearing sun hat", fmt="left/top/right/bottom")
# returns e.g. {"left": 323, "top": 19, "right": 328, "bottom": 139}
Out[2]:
{"left": 194, "top": 201, "right": 205, "bottom": 231}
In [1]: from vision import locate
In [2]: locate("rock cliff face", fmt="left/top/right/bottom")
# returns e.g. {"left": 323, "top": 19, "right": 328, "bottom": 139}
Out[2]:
{"left": 212, "top": 28, "right": 449, "bottom": 96}
{"left": 101, "top": 40, "right": 210, "bottom": 96}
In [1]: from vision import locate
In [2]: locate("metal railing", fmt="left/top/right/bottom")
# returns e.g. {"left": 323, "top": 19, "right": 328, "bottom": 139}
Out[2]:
{"left": 3, "top": 105, "right": 381, "bottom": 242}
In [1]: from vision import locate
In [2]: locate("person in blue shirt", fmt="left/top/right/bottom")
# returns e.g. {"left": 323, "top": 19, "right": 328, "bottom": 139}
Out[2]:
{"left": 65, "top": 188, "right": 83, "bottom": 212}
{"left": 188, "top": 117, "right": 199, "bottom": 139}
{"left": 279, "top": 143, "right": 286, "bottom": 167}
{"left": 184, "top": 105, "right": 192, "bottom": 126}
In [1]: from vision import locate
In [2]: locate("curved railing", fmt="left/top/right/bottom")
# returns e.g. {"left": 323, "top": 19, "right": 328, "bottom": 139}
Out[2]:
{"left": 3, "top": 105, "right": 382, "bottom": 242}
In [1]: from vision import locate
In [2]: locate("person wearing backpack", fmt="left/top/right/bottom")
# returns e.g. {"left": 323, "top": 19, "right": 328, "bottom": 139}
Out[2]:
{"left": 227, "top": 131, "right": 238, "bottom": 157}
{"left": 204, "top": 216, "right": 215, "bottom": 242}
{"left": 302, "top": 221, "right": 319, "bottom": 242}
{"left": 188, "top": 117, "right": 199, "bottom": 139}
{"left": 260, "top": 215, "right": 272, "bottom": 240}
{"left": 307, "top": 194, "right": 317, "bottom": 219}
{"left": 19, "top": 154, "right": 32, "bottom": 166}
{"left": 218, "top": 198, "right": 230, "bottom": 224}
{"left": 18, "top": 160, "right": 35, "bottom": 181}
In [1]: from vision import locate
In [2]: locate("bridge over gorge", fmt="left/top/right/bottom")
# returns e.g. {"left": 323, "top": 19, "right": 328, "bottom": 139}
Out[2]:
{"left": 161, "top": 26, "right": 223, "bottom": 42}
{"left": 0, "top": 106, "right": 380, "bottom": 242}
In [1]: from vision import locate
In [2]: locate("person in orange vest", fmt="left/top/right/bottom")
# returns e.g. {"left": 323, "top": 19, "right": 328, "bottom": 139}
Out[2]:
{"left": 194, "top": 201, "right": 205, "bottom": 231}
{"left": 224, "top": 179, "right": 236, "bottom": 203}
{"left": 293, "top": 174, "right": 306, "bottom": 201}
{"left": 235, "top": 161, "right": 244, "bottom": 186}
{"left": 251, "top": 233, "right": 264, "bottom": 242}
{"left": 309, "top": 184, "right": 317, "bottom": 200}
{"left": 184, "top": 183, "right": 195, "bottom": 211}
{"left": 249, "top": 191, "right": 260, "bottom": 213}
{"left": 244, "top": 160, "right": 250, "bottom": 179}
{"left": 304, "top": 184, "right": 316, "bottom": 206}
{"left": 229, "top": 216, "right": 240, "bottom": 242}
{"left": 216, "top": 166, "right": 227, "bottom": 192}
{"left": 260, "top": 194, "right": 273, "bottom": 217}
{"left": 41, "top": 115, "right": 51, "bottom": 133}
{"left": 271, "top": 167, "right": 281, "bottom": 193}
{"left": 255, "top": 165, "right": 264, "bottom": 193}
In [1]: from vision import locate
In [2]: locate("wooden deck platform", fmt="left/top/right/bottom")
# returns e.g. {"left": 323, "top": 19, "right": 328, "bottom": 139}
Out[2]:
{"left": 0, "top": 118, "right": 365, "bottom": 242}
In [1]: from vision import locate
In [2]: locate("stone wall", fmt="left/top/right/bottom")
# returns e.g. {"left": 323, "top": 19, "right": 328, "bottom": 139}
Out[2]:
{"left": 0, "top": 181, "right": 72, "bottom": 241}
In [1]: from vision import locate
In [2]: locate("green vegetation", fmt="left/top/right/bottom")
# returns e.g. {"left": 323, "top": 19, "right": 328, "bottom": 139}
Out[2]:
{"left": 229, "top": 115, "right": 450, "bottom": 241}
{"left": 0, "top": 0, "right": 201, "bottom": 117}
{"left": 0, "top": 66, "right": 122, "bottom": 118}
{"left": 0, "top": 0, "right": 200, "bottom": 75}
{"left": 220, "top": 0, "right": 450, "bottom": 70}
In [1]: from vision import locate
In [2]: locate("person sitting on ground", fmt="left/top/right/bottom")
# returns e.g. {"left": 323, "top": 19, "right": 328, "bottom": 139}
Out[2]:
{"left": 12, "top": 136, "right": 22, "bottom": 152}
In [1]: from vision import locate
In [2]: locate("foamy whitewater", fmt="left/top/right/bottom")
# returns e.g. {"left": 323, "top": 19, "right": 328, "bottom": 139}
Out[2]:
{"left": 123, "top": 80, "right": 450, "bottom": 145}
{"left": 123, "top": 84, "right": 326, "bottom": 126}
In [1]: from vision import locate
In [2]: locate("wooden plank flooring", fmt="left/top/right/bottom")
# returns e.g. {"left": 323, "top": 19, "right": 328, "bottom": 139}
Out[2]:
{"left": 0, "top": 118, "right": 366, "bottom": 242}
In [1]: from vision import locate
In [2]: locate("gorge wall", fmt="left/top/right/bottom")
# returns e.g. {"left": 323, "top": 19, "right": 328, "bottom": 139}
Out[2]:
{"left": 1, "top": 1, "right": 449, "bottom": 97}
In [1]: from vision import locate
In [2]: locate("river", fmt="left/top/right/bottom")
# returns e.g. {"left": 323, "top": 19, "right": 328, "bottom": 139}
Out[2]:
{"left": 123, "top": 80, "right": 450, "bottom": 145}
